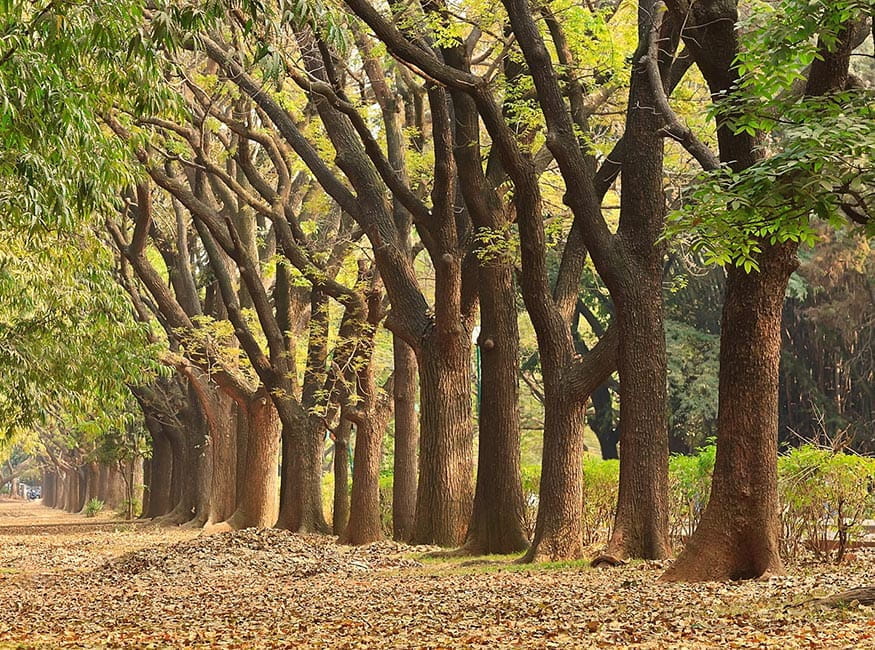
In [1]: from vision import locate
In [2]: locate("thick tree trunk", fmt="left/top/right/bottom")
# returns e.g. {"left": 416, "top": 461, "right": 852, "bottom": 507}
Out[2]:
{"left": 523, "top": 390, "right": 588, "bottom": 561}
{"left": 663, "top": 243, "right": 796, "bottom": 581}
{"left": 235, "top": 400, "right": 250, "bottom": 510}
{"left": 55, "top": 470, "right": 66, "bottom": 511}
{"left": 184, "top": 382, "right": 215, "bottom": 528}
{"left": 332, "top": 418, "right": 352, "bottom": 536}
{"left": 602, "top": 3, "right": 672, "bottom": 562}
{"left": 205, "top": 392, "right": 237, "bottom": 525}
{"left": 42, "top": 471, "right": 57, "bottom": 508}
{"left": 104, "top": 464, "right": 127, "bottom": 511}
{"left": 342, "top": 413, "right": 391, "bottom": 545}
{"left": 144, "top": 420, "right": 173, "bottom": 518}
{"left": 605, "top": 276, "right": 671, "bottom": 561}
{"left": 276, "top": 413, "right": 330, "bottom": 533}
{"left": 157, "top": 419, "right": 196, "bottom": 525}
{"left": 464, "top": 264, "right": 529, "bottom": 554}
{"left": 222, "top": 392, "right": 281, "bottom": 529}
{"left": 391, "top": 337, "right": 418, "bottom": 542}
{"left": 412, "top": 334, "right": 474, "bottom": 547}
{"left": 78, "top": 462, "right": 100, "bottom": 514}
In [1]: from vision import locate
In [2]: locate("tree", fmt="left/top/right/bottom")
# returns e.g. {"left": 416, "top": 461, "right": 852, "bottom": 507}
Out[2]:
{"left": 660, "top": 0, "right": 871, "bottom": 581}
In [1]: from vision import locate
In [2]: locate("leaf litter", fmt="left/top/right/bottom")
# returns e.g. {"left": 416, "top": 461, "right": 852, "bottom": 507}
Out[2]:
{"left": 0, "top": 503, "right": 873, "bottom": 649}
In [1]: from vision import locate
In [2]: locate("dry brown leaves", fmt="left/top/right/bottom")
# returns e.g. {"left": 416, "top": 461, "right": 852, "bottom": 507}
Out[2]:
{"left": 0, "top": 502, "right": 873, "bottom": 649}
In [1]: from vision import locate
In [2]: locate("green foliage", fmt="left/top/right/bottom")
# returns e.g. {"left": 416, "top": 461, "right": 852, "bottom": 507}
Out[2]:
{"left": 84, "top": 498, "right": 104, "bottom": 517}
{"left": 665, "top": 0, "right": 873, "bottom": 268}
{"left": 665, "top": 321, "right": 719, "bottom": 451}
{"left": 778, "top": 445, "right": 875, "bottom": 561}
{"left": 580, "top": 457, "right": 619, "bottom": 545}
{"left": 668, "top": 444, "right": 716, "bottom": 542}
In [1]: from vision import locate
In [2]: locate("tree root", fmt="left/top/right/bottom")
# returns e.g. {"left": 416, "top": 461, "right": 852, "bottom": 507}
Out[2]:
{"left": 787, "top": 586, "right": 875, "bottom": 610}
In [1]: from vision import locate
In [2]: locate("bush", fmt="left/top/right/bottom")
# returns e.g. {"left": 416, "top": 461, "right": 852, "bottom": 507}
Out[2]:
{"left": 668, "top": 445, "right": 716, "bottom": 544}
{"left": 581, "top": 458, "right": 619, "bottom": 545}
{"left": 84, "top": 498, "right": 104, "bottom": 518}
{"left": 778, "top": 446, "right": 875, "bottom": 562}
{"left": 378, "top": 472, "right": 394, "bottom": 536}
{"left": 520, "top": 464, "right": 541, "bottom": 539}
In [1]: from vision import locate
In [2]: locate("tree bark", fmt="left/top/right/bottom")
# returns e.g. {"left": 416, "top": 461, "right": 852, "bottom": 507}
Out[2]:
{"left": 391, "top": 337, "right": 418, "bottom": 542}
{"left": 524, "top": 392, "right": 588, "bottom": 561}
{"left": 341, "top": 412, "right": 391, "bottom": 545}
{"left": 661, "top": 0, "right": 858, "bottom": 582}
{"left": 222, "top": 391, "right": 281, "bottom": 529}
{"left": 144, "top": 418, "right": 174, "bottom": 518}
{"left": 412, "top": 331, "right": 474, "bottom": 547}
{"left": 276, "top": 413, "right": 330, "bottom": 533}
{"left": 332, "top": 418, "right": 352, "bottom": 536}
{"left": 463, "top": 264, "right": 529, "bottom": 554}
{"left": 662, "top": 244, "right": 796, "bottom": 580}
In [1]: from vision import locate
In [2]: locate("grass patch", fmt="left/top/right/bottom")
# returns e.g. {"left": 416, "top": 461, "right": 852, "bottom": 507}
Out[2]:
{"left": 411, "top": 552, "right": 594, "bottom": 575}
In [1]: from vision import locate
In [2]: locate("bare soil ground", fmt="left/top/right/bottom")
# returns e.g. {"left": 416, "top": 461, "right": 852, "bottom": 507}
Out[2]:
{"left": 0, "top": 500, "right": 873, "bottom": 649}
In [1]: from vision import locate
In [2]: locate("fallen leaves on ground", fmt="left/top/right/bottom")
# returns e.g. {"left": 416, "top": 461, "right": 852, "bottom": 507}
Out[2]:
{"left": 0, "top": 501, "right": 873, "bottom": 649}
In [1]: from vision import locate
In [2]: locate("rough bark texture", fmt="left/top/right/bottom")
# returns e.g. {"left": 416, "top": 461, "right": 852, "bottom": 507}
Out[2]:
{"left": 662, "top": 244, "right": 796, "bottom": 580}
{"left": 276, "top": 414, "right": 330, "bottom": 533}
{"left": 332, "top": 418, "right": 352, "bottom": 536}
{"left": 601, "top": 0, "right": 673, "bottom": 563}
{"left": 661, "top": 0, "right": 857, "bottom": 582}
{"left": 223, "top": 392, "right": 280, "bottom": 529}
{"left": 412, "top": 334, "right": 474, "bottom": 547}
{"left": 524, "top": 393, "right": 588, "bottom": 561}
{"left": 391, "top": 337, "right": 418, "bottom": 542}
{"left": 464, "top": 265, "right": 529, "bottom": 554}
{"left": 341, "top": 413, "right": 391, "bottom": 545}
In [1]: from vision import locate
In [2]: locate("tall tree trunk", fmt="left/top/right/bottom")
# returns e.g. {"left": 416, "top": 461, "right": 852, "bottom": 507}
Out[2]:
{"left": 663, "top": 244, "right": 796, "bottom": 580}
{"left": 276, "top": 413, "right": 330, "bottom": 533}
{"left": 105, "top": 463, "right": 127, "bottom": 511}
{"left": 601, "top": 1, "right": 673, "bottom": 563}
{"left": 391, "top": 337, "right": 418, "bottom": 541}
{"left": 55, "top": 469, "right": 66, "bottom": 511}
{"left": 235, "top": 400, "right": 250, "bottom": 510}
{"left": 42, "top": 471, "right": 57, "bottom": 508}
{"left": 144, "top": 420, "right": 173, "bottom": 518}
{"left": 332, "top": 418, "right": 352, "bottom": 536}
{"left": 604, "top": 275, "right": 671, "bottom": 561}
{"left": 523, "top": 390, "right": 588, "bottom": 561}
{"left": 412, "top": 333, "right": 474, "bottom": 546}
{"left": 157, "top": 418, "right": 196, "bottom": 525}
{"left": 464, "top": 264, "right": 529, "bottom": 554}
{"left": 79, "top": 462, "right": 100, "bottom": 514}
{"left": 183, "top": 384, "right": 214, "bottom": 528}
{"left": 342, "top": 408, "right": 392, "bottom": 545}
{"left": 203, "top": 390, "right": 237, "bottom": 525}
{"left": 222, "top": 391, "right": 281, "bottom": 529}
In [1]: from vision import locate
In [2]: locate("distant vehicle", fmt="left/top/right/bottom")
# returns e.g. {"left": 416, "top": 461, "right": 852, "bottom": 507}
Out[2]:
{"left": 26, "top": 486, "right": 41, "bottom": 500}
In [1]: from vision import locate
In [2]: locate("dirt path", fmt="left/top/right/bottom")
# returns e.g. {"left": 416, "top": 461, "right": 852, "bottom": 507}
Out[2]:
{"left": 0, "top": 500, "right": 872, "bottom": 649}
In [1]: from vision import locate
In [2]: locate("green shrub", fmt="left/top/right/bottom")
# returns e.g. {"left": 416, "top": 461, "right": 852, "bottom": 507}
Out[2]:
{"left": 778, "top": 446, "right": 875, "bottom": 562}
{"left": 581, "top": 457, "right": 619, "bottom": 545}
{"left": 520, "top": 464, "right": 541, "bottom": 539}
{"left": 378, "top": 471, "right": 394, "bottom": 536}
{"left": 84, "top": 498, "right": 104, "bottom": 518}
{"left": 668, "top": 445, "right": 716, "bottom": 544}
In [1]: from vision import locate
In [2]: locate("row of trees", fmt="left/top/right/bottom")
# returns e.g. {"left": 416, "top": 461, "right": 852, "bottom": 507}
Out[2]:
{"left": 2, "top": 0, "right": 871, "bottom": 582}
